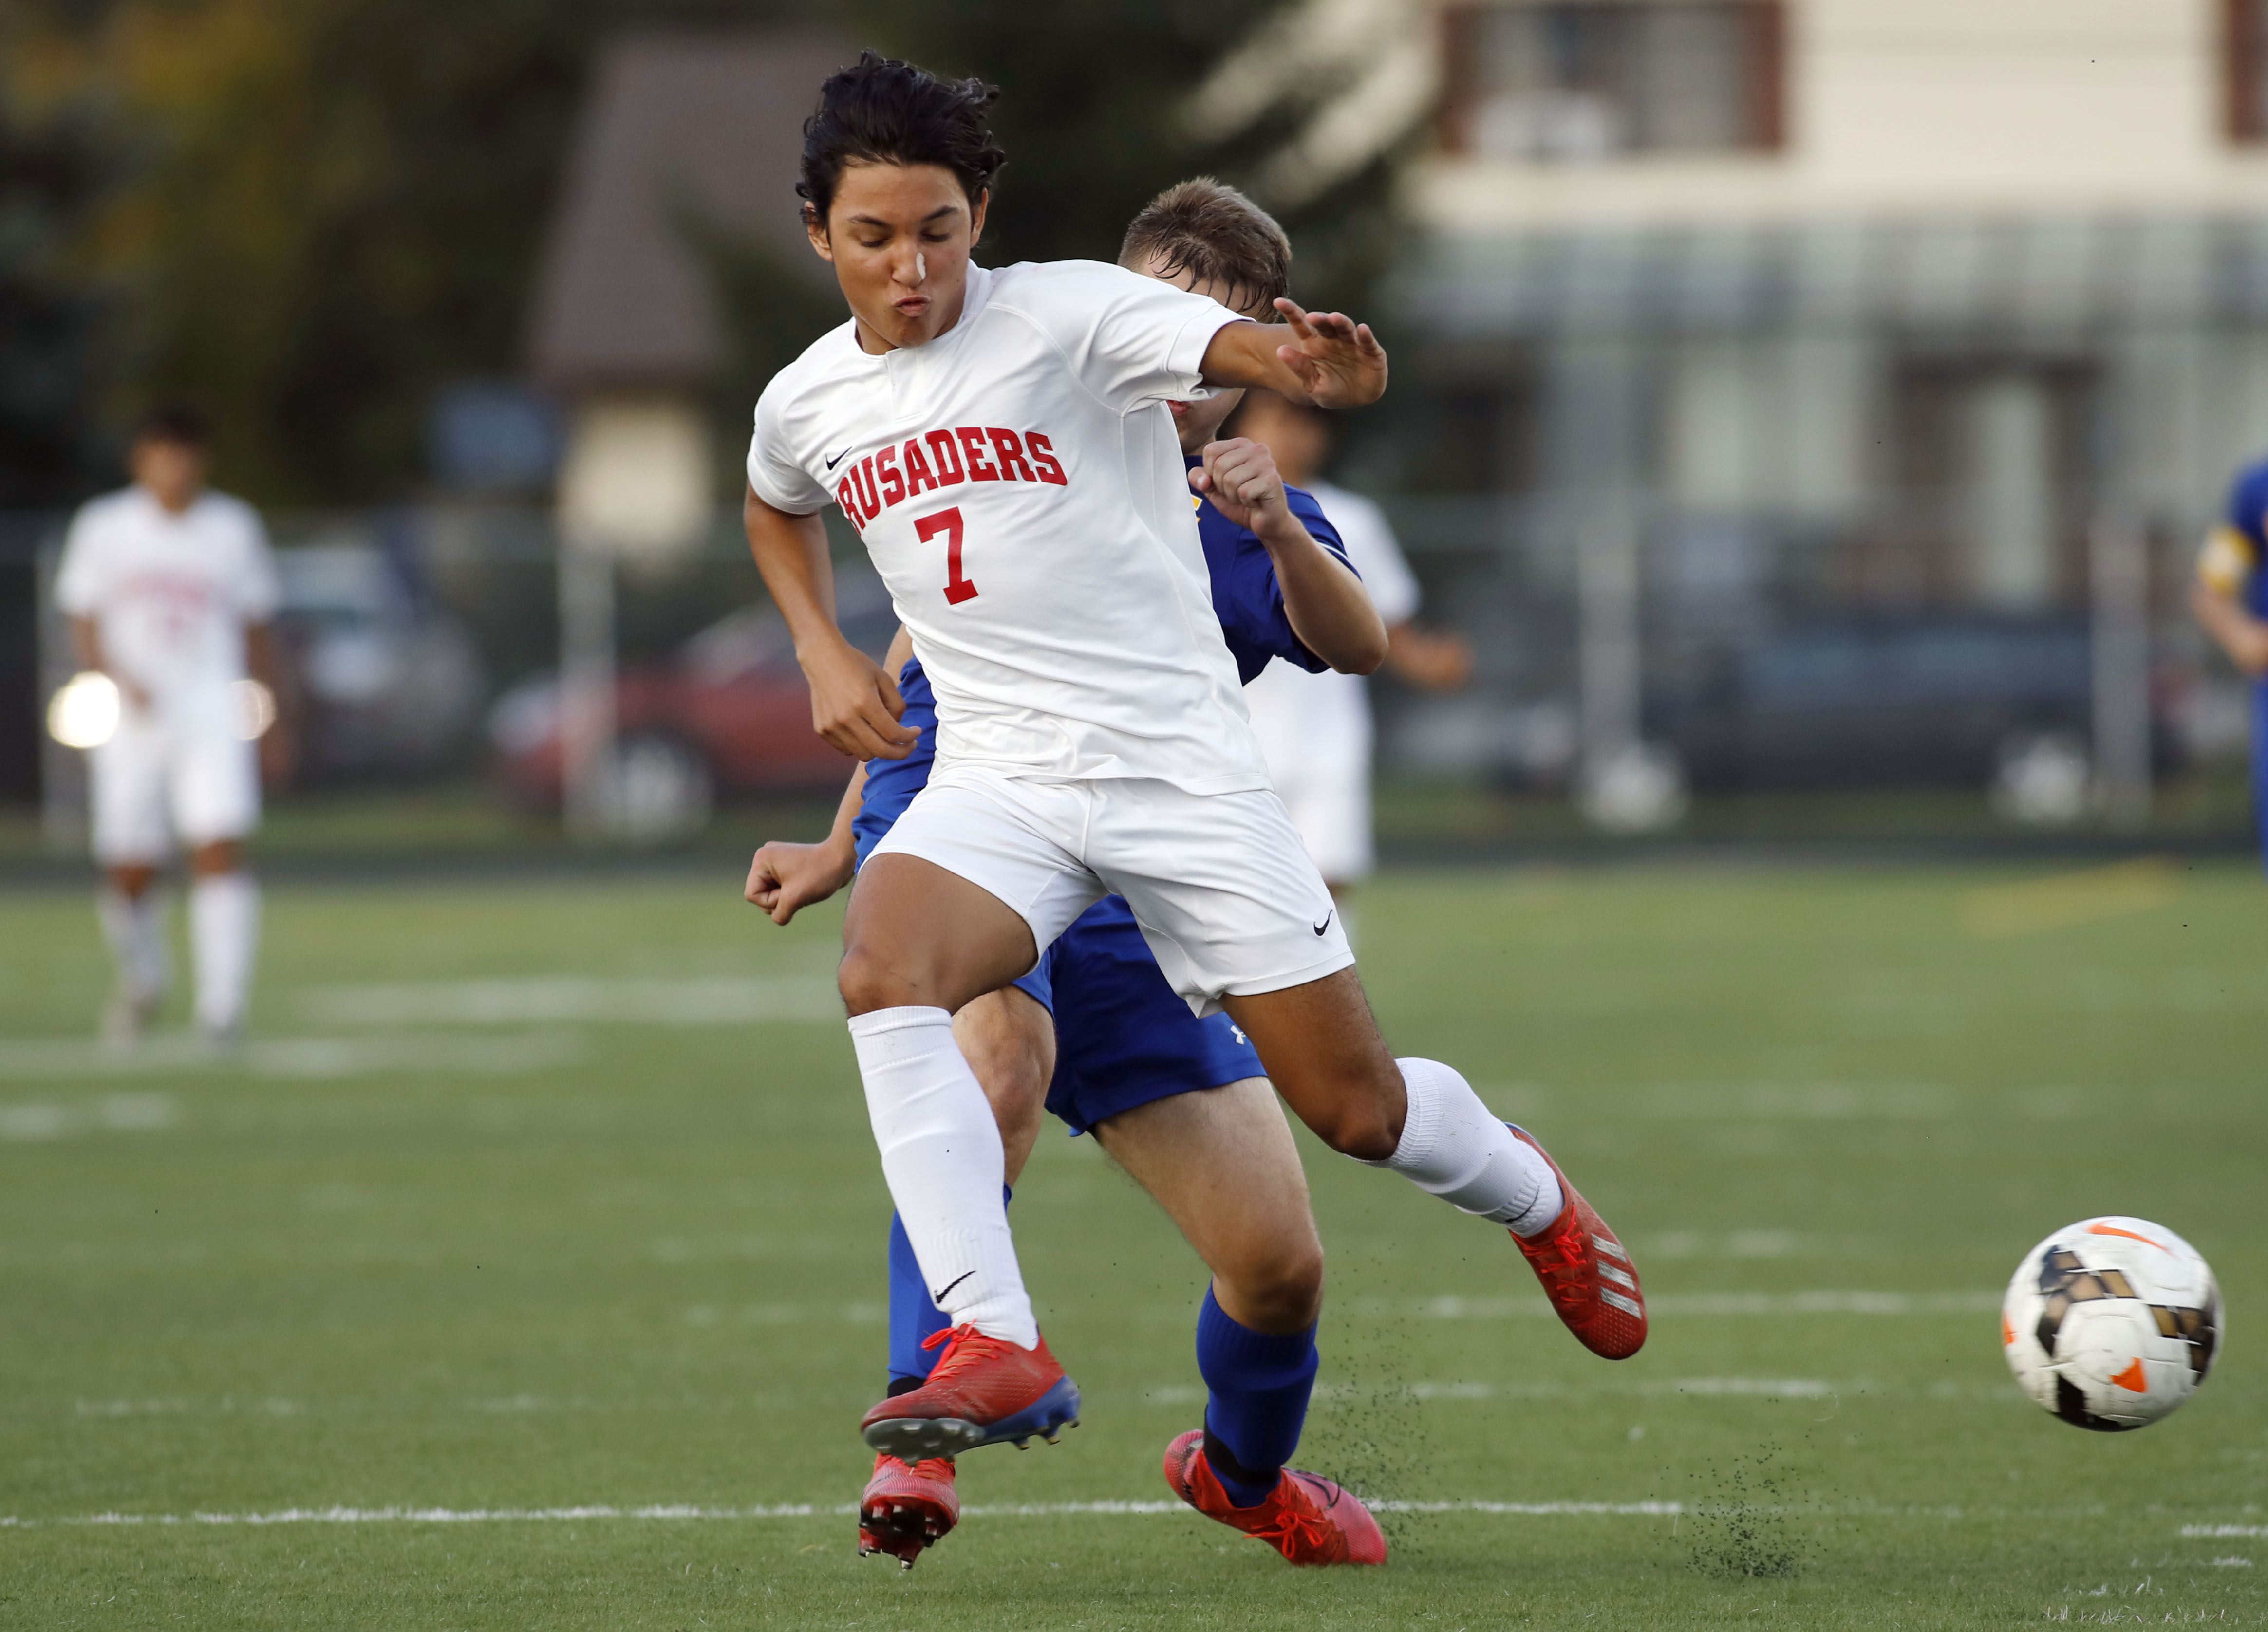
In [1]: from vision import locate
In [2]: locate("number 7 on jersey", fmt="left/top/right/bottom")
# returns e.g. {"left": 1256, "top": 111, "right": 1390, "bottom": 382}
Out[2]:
{"left": 917, "top": 507, "right": 978, "bottom": 606}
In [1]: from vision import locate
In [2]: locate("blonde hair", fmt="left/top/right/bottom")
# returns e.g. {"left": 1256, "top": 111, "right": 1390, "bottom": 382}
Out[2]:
{"left": 1118, "top": 177, "right": 1291, "bottom": 317}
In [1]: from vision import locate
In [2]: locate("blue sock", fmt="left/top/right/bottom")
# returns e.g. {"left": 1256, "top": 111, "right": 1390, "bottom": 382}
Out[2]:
{"left": 886, "top": 1186, "right": 1011, "bottom": 1391}
{"left": 1195, "top": 1286, "right": 1318, "bottom": 1509}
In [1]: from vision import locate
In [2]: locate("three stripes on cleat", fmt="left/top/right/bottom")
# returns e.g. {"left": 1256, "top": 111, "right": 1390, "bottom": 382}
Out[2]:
{"left": 1593, "top": 1234, "right": 1643, "bottom": 1319}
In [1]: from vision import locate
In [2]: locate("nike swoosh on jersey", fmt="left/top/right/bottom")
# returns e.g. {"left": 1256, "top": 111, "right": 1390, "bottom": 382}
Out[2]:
{"left": 1313, "top": 912, "right": 1333, "bottom": 936}
{"left": 825, "top": 444, "right": 856, "bottom": 471}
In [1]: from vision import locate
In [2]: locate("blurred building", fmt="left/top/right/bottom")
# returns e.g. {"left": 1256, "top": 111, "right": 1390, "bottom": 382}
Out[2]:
{"left": 1233, "top": 0, "right": 2268, "bottom": 799}
{"left": 1395, "top": 0, "right": 2268, "bottom": 593}
{"left": 529, "top": 32, "right": 842, "bottom": 563}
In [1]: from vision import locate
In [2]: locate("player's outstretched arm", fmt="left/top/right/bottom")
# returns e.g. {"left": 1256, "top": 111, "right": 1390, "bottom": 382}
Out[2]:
{"left": 1192, "top": 439, "right": 1385, "bottom": 674}
{"left": 1198, "top": 298, "right": 1387, "bottom": 409}
{"left": 2192, "top": 581, "right": 2268, "bottom": 676}
{"left": 747, "top": 760, "right": 866, "bottom": 925}
{"left": 743, "top": 484, "right": 918, "bottom": 761}
{"left": 67, "top": 614, "right": 150, "bottom": 710}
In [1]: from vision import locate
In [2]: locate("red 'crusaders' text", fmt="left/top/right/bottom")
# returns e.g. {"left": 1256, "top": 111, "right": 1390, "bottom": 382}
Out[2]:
{"left": 835, "top": 427, "right": 1068, "bottom": 529}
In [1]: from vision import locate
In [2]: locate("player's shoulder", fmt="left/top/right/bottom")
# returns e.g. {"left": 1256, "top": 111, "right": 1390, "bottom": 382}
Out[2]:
{"left": 983, "top": 259, "right": 1172, "bottom": 322}
{"left": 194, "top": 489, "right": 264, "bottom": 530}
{"left": 987, "top": 258, "right": 1141, "bottom": 296}
{"left": 69, "top": 485, "right": 145, "bottom": 532}
{"left": 2231, "top": 454, "right": 2268, "bottom": 512}
{"left": 756, "top": 320, "right": 866, "bottom": 412}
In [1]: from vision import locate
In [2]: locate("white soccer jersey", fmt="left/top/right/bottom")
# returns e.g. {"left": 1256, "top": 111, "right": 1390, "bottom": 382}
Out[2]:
{"left": 747, "top": 260, "right": 1264, "bottom": 795}
{"left": 54, "top": 486, "right": 279, "bottom": 730}
{"left": 1243, "top": 480, "right": 1420, "bottom": 784}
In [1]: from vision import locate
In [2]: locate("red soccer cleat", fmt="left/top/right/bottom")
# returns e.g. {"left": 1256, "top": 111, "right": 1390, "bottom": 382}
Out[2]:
{"left": 1162, "top": 1429, "right": 1387, "bottom": 1566}
{"left": 859, "top": 1326, "right": 1082, "bottom": 1462}
{"left": 1506, "top": 1124, "right": 1647, "bottom": 1359}
{"left": 857, "top": 1452, "right": 959, "bottom": 1569}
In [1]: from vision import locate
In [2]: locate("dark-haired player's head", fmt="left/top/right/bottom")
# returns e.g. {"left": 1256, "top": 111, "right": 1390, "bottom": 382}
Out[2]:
{"left": 799, "top": 50, "right": 1007, "bottom": 352}
{"left": 1118, "top": 178, "right": 1293, "bottom": 452}
{"left": 128, "top": 402, "right": 211, "bottom": 514}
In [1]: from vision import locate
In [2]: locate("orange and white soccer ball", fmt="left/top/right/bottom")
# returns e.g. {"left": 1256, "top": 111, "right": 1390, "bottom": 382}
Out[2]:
{"left": 2002, "top": 1216, "right": 2222, "bottom": 1431}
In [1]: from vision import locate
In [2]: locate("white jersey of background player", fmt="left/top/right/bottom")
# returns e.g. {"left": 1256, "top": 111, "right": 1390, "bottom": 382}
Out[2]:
{"left": 54, "top": 408, "right": 284, "bottom": 1045}
{"left": 1236, "top": 391, "right": 1470, "bottom": 891}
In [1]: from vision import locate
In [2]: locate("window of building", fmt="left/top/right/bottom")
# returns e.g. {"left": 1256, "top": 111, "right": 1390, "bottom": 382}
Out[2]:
{"left": 1892, "top": 361, "right": 2099, "bottom": 612}
{"left": 2224, "top": 0, "right": 2268, "bottom": 140}
{"left": 1439, "top": 2, "right": 1785, "bottom": 162}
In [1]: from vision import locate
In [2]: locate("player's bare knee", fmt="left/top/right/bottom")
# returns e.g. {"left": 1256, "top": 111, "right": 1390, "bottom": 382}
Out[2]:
{"left": 1318, "top": 1101, "right": 1401, "bottom": 1161}
{"left": 837, "top": 945, "right": 919, "bottom": 1016}
{"left": 1225, "top": 1238, "right": 1325, "bottom": 1330}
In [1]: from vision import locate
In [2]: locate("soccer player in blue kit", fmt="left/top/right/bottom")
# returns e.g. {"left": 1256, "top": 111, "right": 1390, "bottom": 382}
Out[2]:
{"left": 745, "top": 52, "right": 1648, "bottom": 1575}
{"left": 750, "top": 178, "right": 1395, "bottom": 1566}
{"left": 2193, "top": 454, "right": 2268, "bottom": 870}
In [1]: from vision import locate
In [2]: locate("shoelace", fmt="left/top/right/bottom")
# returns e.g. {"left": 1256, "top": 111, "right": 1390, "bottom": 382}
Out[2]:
{"left": 1531, "top": 1221, "right": 1595, "bottom": 1308}
{"left": 1248, "top": 1483, "right": 1340, "bottom": 1560}
{"left": 918, "top": 1323, "right": 1005, "bottom": 1378}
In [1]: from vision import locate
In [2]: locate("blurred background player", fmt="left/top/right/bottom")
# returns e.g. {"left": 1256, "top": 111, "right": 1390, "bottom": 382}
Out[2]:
{"left": 1233, "top": 391, "right": 1471, "bottom": 898}
{"left": 53, "top": 406, "right": 286, "bottom": 1046}
{"left": 2192, "top": 454, "right": 2268, "bottom": 873}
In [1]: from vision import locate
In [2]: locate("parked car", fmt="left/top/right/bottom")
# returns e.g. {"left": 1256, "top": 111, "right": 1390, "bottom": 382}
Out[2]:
{"left": 1660, "top": 614, "right": 2175, "bottom": 790}
{"left": 489, "top": 574, "right": 900, "bottom": 811}
{"left": 274, "top": 543, "right": 485, "bottom": 781}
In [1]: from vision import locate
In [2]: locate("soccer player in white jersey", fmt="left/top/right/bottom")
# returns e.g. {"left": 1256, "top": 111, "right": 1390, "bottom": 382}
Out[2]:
{"left": 54, "top": 406, "right": 283, "bottom": 1045}
{"left": 1235, "top": 390, "right": 1472, "bottom": 894}
{"left": 743, "top": 53, "right": 1647, "bottom": 1457}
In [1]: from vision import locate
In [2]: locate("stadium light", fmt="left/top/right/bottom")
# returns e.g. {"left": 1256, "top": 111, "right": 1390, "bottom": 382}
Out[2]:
{"left": 232, "top": 678, "right": 278, "bottom": 742}
{"left": 46, "top": 671, "right": 120, "bottom": 750}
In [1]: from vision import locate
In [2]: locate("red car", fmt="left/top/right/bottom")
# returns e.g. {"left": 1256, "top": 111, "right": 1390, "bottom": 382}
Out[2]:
{"left": 490, "top": 577, "right": 900, "bottom": 811}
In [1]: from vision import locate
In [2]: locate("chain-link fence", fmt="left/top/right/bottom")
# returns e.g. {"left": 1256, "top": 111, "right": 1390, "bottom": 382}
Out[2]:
{"left": 7, "top": 478, "right": 2248, "bottom": 854}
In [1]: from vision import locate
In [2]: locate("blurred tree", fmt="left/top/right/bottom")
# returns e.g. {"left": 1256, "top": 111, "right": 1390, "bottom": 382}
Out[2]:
{"left": 13, "top": 0, "right": 808, "bottom": 507}
{"left": 855, "top": 0, "right": 1407, "bottom": 309}
{"left": 0, "top": 19, "right": 116, "bottom": 506}
{"left": 706, "top": 1, "right": 1416, "bottom": 444}
{"left": 2, "top": 0, "right": 1420, "bottom": 509}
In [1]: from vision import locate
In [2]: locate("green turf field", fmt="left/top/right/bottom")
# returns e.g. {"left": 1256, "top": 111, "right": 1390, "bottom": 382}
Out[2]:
{"left": 0, "top": 859, "right": 2262, "bottom": 1629}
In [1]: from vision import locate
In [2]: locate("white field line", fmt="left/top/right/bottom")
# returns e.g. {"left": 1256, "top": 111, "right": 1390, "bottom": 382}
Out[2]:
{"left": 0, "top": 1499, "right": 1683, "bottom": 1529}
{"left": 3, "top": 1503, "right": 2240, "bottom": 1530}
{"left": 683, "top": 1292, "right": 2002, "bottom": 1331}
{"left": 304, "top": 976, "right": 842, "bottom": 1028}
{"left": 0, "top": 1032, "right": 583, "bottom": 1083}
{"left": 1416, "top": 1290, "right": 2000, "bottom": 1319}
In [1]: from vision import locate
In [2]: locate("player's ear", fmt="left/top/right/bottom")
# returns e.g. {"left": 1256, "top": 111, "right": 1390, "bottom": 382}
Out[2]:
{"left": 804, "top": 202, "right": 835, "bottom": 264}
{"left": 969, "top": 187, "right": 988, "bottom": 247}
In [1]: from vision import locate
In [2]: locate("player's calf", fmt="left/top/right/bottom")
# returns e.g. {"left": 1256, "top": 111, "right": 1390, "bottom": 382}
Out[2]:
{"left": 1221, "top": 970, "right": 1407, "bottom": 1161}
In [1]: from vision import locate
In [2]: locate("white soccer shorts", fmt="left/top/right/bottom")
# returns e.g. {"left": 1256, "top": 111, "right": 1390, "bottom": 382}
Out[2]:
{"left": 867, "top": 765, "right": 1355, "bottom": 1016}
{"left": 89, "top": 714, "right": 260, "bottom": 864}
{"left": 1272, "top": 765, "right": 1374, "bottom": 886}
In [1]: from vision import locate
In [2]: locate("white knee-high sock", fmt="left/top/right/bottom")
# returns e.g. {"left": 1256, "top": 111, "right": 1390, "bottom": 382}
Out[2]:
{"left": 1365, "top": 1058, "right": 1564, "bottom": 1237}
{"left": 190, "top": 872, "right": 260, "bottom": 1034}
{"left": 850, "top": 1006, "right": 1038, "bottom": 1350}
{"left": 97, "top": 887, "right": 169, "bottom": 1002}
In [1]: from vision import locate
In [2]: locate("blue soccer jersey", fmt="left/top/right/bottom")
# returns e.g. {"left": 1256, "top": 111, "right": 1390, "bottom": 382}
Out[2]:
{"left": 2218, "top": 457, "right": 2268, "bottom": 871}
{"left": 852, "top": 470, "right": 1351, "bottom": 1129}
{"left": 2217, "top": 456, "right": 2268, "bottom": 619}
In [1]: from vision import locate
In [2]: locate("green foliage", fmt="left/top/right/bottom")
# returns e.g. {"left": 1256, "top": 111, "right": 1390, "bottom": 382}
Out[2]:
{"left": 9, "top": 0, "right": 804, "bottom": 506}
{"left": 4, "top": 2, "right": 1416, "bottom": 508}
{"left": 0, "top": 56, "right": 115, "bottom": 504}
{"left": 701, "top": 1, "right": 1413, "bottom": 482}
